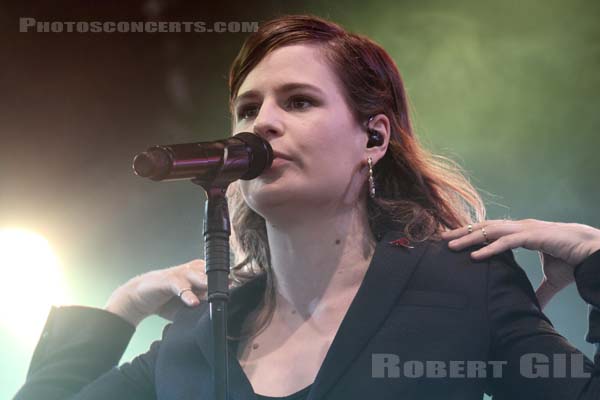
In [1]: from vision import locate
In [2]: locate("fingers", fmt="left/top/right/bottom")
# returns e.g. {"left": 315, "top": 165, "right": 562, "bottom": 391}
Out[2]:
{"left": 168, "top": 259, "right": 207, "bottom": 307}
{"left": 440, "top": 224, "right": 472, "bottom": 240}
{"left": 468, "top": 232, "right": 529, "bottom": 260}
{"left": 441, "top": 220, "right": 507, "bottom": 240}
{"left": 170, "top": 280, "right": 200, "bottom": 306}
{"left": 443, "top": 219, "right": 543, "bottom": 261}
{"left": 447, "top": 221, "right": 521, "bottom": 250}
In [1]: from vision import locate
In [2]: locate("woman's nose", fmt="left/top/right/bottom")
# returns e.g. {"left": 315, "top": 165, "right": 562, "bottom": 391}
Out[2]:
{"left": 252, "top": 99, "right": 283, "bottom": 139}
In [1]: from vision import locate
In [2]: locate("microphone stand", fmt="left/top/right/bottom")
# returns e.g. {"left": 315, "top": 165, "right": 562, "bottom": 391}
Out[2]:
{"left": 133, "top": 132, "right": 273, "bottom": 400}
{"left": 194, "top": 184, "right": 231, "bottom": 400}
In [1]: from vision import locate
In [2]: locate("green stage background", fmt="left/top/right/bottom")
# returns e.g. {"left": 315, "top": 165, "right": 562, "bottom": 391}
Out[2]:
{"left": 1, "top": 1, "right": 599, "bottom": 398}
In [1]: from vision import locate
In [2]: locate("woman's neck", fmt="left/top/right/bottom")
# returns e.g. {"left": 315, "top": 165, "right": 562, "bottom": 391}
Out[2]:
{"left": 264, "top": 202, "right": 376, "bottom": 326}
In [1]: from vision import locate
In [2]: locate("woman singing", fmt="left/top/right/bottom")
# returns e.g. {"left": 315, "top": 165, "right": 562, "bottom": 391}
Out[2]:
{"left": 14, "top": 14, "right": 600, "bottom": 400}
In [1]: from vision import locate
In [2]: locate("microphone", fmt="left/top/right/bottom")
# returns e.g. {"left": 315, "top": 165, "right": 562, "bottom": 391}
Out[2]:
{"left": 132, "top": 132, "right": 273, "bottom": 184}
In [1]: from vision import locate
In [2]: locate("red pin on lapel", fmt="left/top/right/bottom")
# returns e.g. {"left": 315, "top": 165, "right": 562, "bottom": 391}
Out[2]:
{"left": 388, "top": 237, "right": 414, "bottom": 249}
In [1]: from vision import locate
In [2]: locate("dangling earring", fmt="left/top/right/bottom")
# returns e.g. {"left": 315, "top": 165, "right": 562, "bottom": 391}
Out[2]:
{"left": 368, "top": 157, "right": 376, "bottom": 198}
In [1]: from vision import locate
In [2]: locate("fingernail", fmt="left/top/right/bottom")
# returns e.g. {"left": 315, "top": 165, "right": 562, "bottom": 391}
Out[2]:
{"left": 184, "top": 296, "right": 197, "bottom": 306}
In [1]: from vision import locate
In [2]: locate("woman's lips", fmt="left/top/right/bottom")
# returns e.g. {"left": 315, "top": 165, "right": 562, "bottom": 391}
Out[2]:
{"left": 263, "top": 152, "right": 292, "bottom": 173}
{"left": 269, "top": 157, "right": 290, "bottom": 169}
{"left": 272, "top": 151, "right": 292, "bottom": 161}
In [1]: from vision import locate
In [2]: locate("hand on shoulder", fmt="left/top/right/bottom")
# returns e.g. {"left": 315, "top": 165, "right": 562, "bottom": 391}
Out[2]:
{"left": 441, "top": 219, "right": 600, "bottom": 308}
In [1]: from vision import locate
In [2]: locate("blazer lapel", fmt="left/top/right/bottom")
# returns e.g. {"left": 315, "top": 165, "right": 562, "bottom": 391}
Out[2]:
{"left": 191, "top": 231, "right": 429, "bottom": 400}
{"left": 193, "top": 275, "right": 266, "bottom": 399}
{"left": 308, "top": 230, "right": 430, "bottom": 400}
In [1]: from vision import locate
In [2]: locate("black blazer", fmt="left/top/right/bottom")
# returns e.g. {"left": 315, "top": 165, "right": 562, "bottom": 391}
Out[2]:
{"left": 14, "top": 231, "right": 600, "bottom": 399}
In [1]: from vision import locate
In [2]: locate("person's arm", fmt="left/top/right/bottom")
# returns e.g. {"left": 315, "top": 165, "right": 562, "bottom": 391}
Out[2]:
{"left": 442, "top": 219, "right": 600, "bottom": 309}
{"left": 574, "top": 250, "right": 600, "bottom": 361}
{"left": 13, "top": 306, "right": 162, "bottom": 400}
{"left": 14, "top": 258, "right": 210, "bottom": 400}
{"left": 485, "top": 249, "right": 600, "bottom": 399}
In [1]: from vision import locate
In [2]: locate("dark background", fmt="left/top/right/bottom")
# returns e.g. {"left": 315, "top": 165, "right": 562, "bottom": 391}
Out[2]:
{"left": 2, "top": 1, "right": 599, "bottom": 397}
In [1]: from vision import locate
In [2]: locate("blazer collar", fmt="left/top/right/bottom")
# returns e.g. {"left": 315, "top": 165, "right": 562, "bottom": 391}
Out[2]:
{"left": 192, "top": 230, "right": 430, "bottom": 400}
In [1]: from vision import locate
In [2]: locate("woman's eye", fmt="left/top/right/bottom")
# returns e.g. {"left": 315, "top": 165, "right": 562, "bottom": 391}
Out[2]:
{"left": 236, "top": 96, "right": 315, "bottom": 121}
{"left": 288, "top": 96, "right": 313, "bottom": 110}
{"left": 237, "top": 105, "right": 259, "bottom": 120}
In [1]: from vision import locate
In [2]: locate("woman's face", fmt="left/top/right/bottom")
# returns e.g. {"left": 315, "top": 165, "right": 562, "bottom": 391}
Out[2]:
{"left": 232, "top": 44, "right": 370, "bottom": 221}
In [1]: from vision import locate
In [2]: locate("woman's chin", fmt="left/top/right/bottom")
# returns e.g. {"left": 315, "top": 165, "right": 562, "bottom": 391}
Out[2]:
{"left": 241, "top": 179, "right": 333, "bottom": 218}
{"left": 244, "top": 190, "right": 294, "bottom": 214}
{"left": 243, "top": 186, "right": 310, "bottom": 218}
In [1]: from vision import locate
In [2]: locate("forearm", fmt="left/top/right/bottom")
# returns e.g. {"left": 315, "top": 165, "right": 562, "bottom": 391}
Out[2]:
{"left": 14, "top": 306, "right": 135, "bottom": 400}
{"left": 535, "top": 279, "right": 563, "bottom": 310}
{"left": 487, "top": 250, "right": 600, "bottom": 399}
{"left": 104, "top": 282, "right": 147, "bottom": 327}
{"left": 575, "top": 249, "right": 600, "bottom": 351}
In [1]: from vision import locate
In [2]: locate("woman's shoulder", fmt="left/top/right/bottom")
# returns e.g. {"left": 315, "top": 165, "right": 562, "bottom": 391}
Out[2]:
{"left": 403, "top": 238, "right": 527, "bottom": 299}
{"left": 424, "top": 238, "right": 519, "bottom": 268}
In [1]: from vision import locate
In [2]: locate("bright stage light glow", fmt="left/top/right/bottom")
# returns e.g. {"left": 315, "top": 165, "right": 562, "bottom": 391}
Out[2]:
{"left": 0, "top": 228, "right": 70, "bottom": 343}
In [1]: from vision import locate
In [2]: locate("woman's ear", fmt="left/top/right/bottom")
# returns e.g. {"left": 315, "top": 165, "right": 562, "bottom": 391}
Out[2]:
{"left": 365, "top": 113, "right": 390, "bottom": 164}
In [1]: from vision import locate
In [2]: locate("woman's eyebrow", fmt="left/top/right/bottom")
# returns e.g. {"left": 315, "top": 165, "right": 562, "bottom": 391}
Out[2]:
{"left": 234, "top": 82, "right": 324, "bottom": 107}
{"left": 276, "top": 82, "right": 324, "bottom": 95}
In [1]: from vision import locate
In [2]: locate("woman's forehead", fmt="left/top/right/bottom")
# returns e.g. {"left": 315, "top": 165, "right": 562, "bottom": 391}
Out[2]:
{"left": 236, "top": 44, "right": 339, "bottom": 97}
